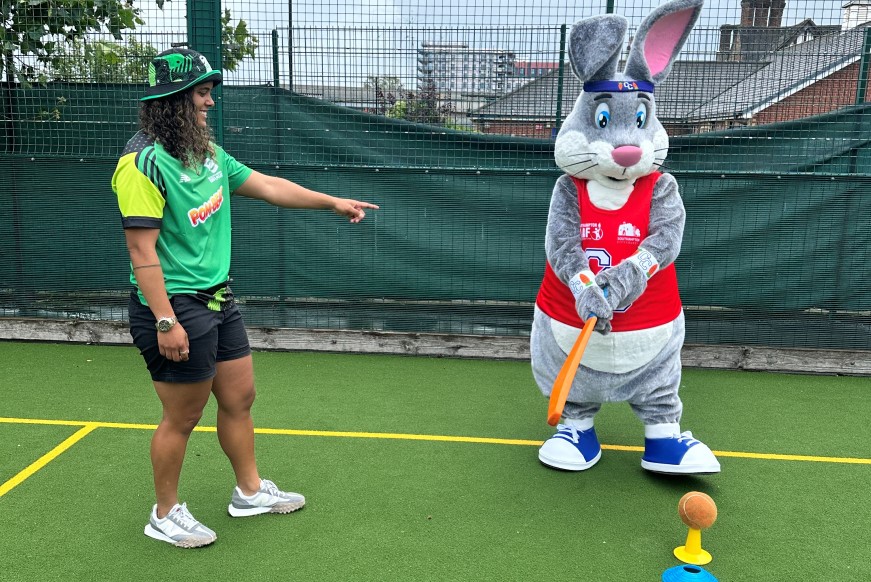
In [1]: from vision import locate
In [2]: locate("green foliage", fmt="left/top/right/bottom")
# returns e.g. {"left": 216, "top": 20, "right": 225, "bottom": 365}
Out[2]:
{"left": 364, "top": 75, "right": 403, "bottom": 93}
{"left": 49, "top": 38, "right": 157, "bottom": 83}
{"left": 442, "top": 122, "right": 477, "bottom": 133}
{"left": 1, "top": 0, "right": 258, "bottom": 84}
{"left": 385, "top": 80, "right": 453, "bottom": 125}
{"left": 220, "top": 8, "right": 258, "bottom": 72}
{"left": 1, "top": 0, "right": 145, "bottom": 85}
{"left": 365, "top": 75, "right": 404, "bottom": 116}
{"left": 34, "top": 95, "right": 67, "bottom": 120}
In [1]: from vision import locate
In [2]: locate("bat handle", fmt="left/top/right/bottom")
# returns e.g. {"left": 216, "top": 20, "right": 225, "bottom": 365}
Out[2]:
{"left": 546, "top": 286, "right": 609, "bottom": 426}
{"left": 586, "top": 286, "right": 609, "bottom": 319}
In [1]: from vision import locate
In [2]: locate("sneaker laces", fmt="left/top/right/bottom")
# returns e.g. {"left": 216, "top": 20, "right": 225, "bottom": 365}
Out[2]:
{"left": 677, "top": 431, "right": 699, "bottom": 445}
{"left": 260, "top": 479, "right": 282, "bottom": 496}
{"left": 169, "top": 503, "right": 199, "bottom": 529}
{"left": 555, "top": 424, "right": 580, "bottom": 443}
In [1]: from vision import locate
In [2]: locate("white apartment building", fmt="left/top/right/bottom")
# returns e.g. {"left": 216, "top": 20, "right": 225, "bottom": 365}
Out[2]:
{"left": 416, "top": 42, "right": 515, "bottom": 107}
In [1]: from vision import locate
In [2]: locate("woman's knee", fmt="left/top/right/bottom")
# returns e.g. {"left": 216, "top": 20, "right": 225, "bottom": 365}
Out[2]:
{"left": 217, "top": 383, "right": 256, "bottom": 414}
{"left": 162, "top": 407, "right": 205, "bottom": 434}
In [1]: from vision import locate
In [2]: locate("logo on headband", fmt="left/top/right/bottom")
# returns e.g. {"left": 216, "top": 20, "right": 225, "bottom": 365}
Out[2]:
{"left": 582, "top": 80, "right": 655, "bottom": 94}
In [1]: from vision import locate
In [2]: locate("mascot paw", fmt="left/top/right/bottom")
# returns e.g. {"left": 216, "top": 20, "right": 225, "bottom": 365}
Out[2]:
{"left": 538, "top": 424, "right": 602, "bottom": 471}
{"left": 641, "top": 431, "right": 721, "bottom": 475}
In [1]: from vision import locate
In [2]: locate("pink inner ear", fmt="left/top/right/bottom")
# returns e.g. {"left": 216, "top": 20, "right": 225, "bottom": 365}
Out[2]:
{"left": 643, "top": 9, "right": 694, "bottom": 76}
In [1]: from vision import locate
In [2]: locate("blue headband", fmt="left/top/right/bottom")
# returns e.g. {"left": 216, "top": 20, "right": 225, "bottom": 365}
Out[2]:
{"left": 583, "top": 80, "right": 655, "bottom": 94}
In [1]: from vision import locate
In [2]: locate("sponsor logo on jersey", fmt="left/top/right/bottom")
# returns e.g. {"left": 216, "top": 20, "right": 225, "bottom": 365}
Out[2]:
{"left": 617, "top": 222, "right": 641, "bottom": 242}
{"left": 188, "top": 186, "right": 224, "bottom": 227}
{"left": 204, "top": 157, "right": 224, "bottom": 182}
{"left": 581, "top": 222, "right": 604, "bottom": 241}
{"left": 179, "top": 174, "right": 191, "bottom": 183}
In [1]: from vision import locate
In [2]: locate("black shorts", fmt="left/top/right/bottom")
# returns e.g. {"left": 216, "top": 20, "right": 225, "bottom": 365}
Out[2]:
{"left": 128, "top": 289, "right": 251, "bottom": 383}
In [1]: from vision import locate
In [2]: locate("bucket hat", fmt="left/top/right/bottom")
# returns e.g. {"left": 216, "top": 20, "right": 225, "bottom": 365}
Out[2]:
{"left": 142, "top": 48, "right": 222, "bottom": 101}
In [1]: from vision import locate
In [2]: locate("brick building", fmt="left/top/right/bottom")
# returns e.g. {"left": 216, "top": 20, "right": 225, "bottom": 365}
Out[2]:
{"left": 469, "top": 3, "right": 871, "bottom": 137}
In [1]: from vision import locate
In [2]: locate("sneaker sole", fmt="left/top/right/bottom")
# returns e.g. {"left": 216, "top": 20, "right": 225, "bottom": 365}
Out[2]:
{"left": 641, "top": 460, "right": 721, "bottom": 475}
{"left": 228, "top": 500, "right": 306, "bottom": 518}
{"left": 538, "top": 449, "right": 602, "bottom": 471}
{"left": 144, "top": 524, "right": 216, "bottom": 548}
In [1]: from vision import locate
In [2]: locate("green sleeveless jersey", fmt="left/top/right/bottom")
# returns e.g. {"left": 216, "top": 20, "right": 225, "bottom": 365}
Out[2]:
{"left": 112, "top": 131, "right": 253, "bottom": 304}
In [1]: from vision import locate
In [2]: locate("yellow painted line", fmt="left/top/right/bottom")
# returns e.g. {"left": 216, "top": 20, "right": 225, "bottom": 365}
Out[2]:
{"left": 713, "top": 449, "right": 871, "bottom": 465}
{"left": 0, "top": 423, "right": 100, "bottom": 498}
{"left": 1, "top": 416, "right": 870, "bottom": 465}
{"left": 0, "top": 417, "right": 158, "bottom": 430}
{"left": 0, "top": 417, "right": 94, "bottom": 428}
{"left": 254, "top": 427, "right": 541, "bottom": 446}
{"left": 602, "top": 444, "right": 644, "bottom": 452}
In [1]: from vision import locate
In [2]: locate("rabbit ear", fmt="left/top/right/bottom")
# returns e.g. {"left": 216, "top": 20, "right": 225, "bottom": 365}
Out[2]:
{"left": 567, "top": 15, "right": 628, "bottom": 83}
{"left": 624, "top": 0, "right": 703, "bottom": 85}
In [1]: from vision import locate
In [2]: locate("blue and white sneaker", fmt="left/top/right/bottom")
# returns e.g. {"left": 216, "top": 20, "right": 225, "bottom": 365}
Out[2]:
{"left": 538, "top": 423, "right": 602, "bottom": 471}
{"left": 641, "top": 429, "right": 720, "bottom": 475}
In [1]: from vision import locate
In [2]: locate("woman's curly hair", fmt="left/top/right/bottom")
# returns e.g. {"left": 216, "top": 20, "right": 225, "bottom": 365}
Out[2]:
{"left": 139, "top": 90, "right": 214, "bottom": 168}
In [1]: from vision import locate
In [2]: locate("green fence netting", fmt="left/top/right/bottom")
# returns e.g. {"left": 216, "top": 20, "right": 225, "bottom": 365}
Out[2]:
{"left": 1, "top": 0, "right": 869, "bottom": 353}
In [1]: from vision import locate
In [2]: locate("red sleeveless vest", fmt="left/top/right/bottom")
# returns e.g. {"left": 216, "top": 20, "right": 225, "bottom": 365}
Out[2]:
{"left": 535, "top": 173, "right": 682, "bottom": 332}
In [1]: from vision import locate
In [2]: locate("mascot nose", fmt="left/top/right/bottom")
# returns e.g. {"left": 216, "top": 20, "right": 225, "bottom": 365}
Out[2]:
{"left": 611, "top": 145, "right": 643, "bottom": 167}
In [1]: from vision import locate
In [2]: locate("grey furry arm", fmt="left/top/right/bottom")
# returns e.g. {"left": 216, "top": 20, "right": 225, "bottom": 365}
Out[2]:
{"left": 545, "top": 175, "right": 589, "bottom": 278}
{"left": 595, "top": 173, "right": 686, "bottom": 308}
{"left": 640, "top": 173, "right": 685, "bottom": 267}
{"left": 545, "top": 175, "right": 615, "bottom": 330}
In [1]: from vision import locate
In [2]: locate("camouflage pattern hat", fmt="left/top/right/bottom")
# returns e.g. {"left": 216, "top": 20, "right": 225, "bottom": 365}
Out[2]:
{"left": 142, "top": 48, "right": 223, "bottom": 101}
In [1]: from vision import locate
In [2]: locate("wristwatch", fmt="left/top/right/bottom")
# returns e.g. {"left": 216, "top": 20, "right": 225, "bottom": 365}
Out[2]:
{"left": 155, "top": 316, "right": 178, "bottom": 333}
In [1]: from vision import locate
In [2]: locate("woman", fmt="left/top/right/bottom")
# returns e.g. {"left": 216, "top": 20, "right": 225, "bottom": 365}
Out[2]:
{"left": 112, "top": 48, "right": 378, "bottom": 548}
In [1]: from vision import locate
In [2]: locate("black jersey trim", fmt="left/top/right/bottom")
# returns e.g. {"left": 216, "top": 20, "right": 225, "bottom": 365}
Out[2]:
{"left": 125, "top": 131, "right": 168, "bottom": 200}
{"left": 122, "top": 216, "right": 162, "bottom": 229}
{"left": 135, "top": 148, "right": 168, "bottom": 199}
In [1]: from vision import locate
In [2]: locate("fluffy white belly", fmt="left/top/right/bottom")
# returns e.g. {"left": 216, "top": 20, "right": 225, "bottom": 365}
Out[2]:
{"left": 550, "top": 318, "right": 674, "bottom": 373}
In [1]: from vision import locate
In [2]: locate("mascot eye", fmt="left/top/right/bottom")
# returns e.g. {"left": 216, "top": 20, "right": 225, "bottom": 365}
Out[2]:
{"left": 595, "top": 102, "right": 611, "bottom": 129}
{"left": 635, "top": 102, "right": 648, "bottom": 128}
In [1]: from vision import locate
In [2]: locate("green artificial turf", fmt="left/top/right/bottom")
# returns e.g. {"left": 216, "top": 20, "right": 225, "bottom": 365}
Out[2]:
{"left": 1, "top": 341, "right": 869, "bottom": 581}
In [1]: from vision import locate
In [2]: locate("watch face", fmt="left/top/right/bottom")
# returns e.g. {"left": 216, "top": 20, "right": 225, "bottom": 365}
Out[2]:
{"left": 156, "top": 318, "right": 176, "bottom": 332}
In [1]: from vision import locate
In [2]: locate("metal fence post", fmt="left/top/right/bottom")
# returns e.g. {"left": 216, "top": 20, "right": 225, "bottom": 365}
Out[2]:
{"left": 288, "top": 0, "right": 294, "bottom": 92}
{"left": 272, "top": 29, "right": 281, "bottom": 90}
{"left": 271, "top": 29, "right": 283, "bottom": 160}
{"left": 606, "top": 0, "right": 615, "bottom": 13}
{"left": 187, "top": 0, "right": 224, "bottom": 144}
{"left": 856, "top": 27, "right": 871, "bottom": 105}
{"left": 554, "top": 24, "right": 567, "bottom": 138}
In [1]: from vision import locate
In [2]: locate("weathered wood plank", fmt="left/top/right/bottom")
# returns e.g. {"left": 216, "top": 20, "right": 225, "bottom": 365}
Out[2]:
{"left": 1, "top": 318, "right": 868, "bottom": 376}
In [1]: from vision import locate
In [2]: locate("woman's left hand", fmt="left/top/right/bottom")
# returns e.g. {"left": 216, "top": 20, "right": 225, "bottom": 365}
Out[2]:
{"left": 334, "top": 198, "right": 379, "bottom": 223}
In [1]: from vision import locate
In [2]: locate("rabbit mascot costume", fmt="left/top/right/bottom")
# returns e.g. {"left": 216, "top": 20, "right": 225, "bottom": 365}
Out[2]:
{"left": 532, "top": 0, "right": 720, "bottom": 475}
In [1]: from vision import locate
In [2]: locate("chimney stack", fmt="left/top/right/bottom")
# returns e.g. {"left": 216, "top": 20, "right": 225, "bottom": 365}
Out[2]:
{"left": 740, "top": 0, "right": 786, "bottom": 28}
{"left": 843, "top": 1, "right": 871, "bottom": 31}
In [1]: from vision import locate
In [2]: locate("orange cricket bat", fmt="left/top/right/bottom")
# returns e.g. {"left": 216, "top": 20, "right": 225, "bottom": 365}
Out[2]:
{"left": 546, "top": 316, "right": 597, "bottom": 426}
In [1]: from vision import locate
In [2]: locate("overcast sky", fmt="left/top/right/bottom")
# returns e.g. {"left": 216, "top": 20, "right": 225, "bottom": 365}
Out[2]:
{"left": 133, "top": 0, "right": 853, "bottom": 85}
{"left": 186, "top": 0, "right": 844, "bottom": 29}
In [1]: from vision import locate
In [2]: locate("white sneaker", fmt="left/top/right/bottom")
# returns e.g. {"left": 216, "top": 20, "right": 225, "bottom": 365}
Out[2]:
{"left": 144, "top": 503, "right": 217, "bottom": 548}
{"left": 228, "top": 478, "right": 306, "bottom": 517}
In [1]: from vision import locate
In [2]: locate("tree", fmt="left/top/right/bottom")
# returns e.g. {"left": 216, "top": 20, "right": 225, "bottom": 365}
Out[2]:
{"left": 385, "top": 79, "right": 453, "bottom": 125}
{"left": 220, "top": 8, "right": 257, "bottom": 73}
{"left": 363, "top": 75, "right": 403, "bottom": 116}
{"left": 50, "top": 38, "right": 157, "bottom": 83}
{"left": 1, "top": 0, "right": 143, "bottom": 84}
{"left": 1, "top": 0, "right": 257, "bottom": 85}
{"left": 363, "top": 75, "right": 402, "bottom": 93}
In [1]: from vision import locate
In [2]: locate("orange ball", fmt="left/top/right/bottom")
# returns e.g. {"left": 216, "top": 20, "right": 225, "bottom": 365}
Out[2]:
{"left": 678, "top": 491, "right": 717, "bottom": 529}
